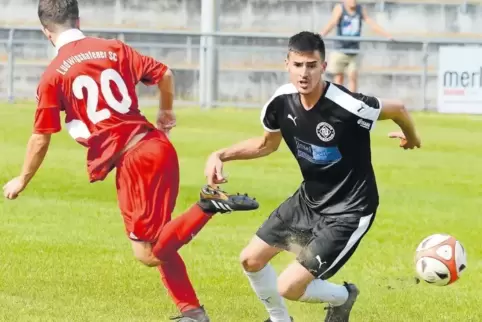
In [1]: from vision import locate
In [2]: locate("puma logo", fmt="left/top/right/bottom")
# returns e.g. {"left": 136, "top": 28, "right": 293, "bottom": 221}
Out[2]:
{"left": 288, "top": 114, "right": 297, "bottom": 126}
{"left": 261, "top": 296, "right": 271, "bottom": 304}
{"left": 316, "top": 255, "right": 327, "bottom": 269}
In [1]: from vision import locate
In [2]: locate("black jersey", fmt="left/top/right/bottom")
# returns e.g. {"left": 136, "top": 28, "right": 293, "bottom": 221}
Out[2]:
{"left": 261, "top": 81, "right": 381, "bottom": 215}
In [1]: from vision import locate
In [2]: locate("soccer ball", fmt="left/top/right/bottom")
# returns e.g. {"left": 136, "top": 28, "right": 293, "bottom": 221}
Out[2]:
{"left": 414, "top": 234, "right": 467, "bottom": 286}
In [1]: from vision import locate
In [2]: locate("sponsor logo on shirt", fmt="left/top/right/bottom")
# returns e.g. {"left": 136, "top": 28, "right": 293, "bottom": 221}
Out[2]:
{"left": 357, "top": 118, "right": 372, "bottom": 130}
{"left": 295, "top": 137, "right": 342, "bottom": 165}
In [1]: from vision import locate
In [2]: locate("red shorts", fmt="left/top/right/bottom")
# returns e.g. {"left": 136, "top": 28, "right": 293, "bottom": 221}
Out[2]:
{"left": 115, "top": 129, "right": 179, "bottom": 243}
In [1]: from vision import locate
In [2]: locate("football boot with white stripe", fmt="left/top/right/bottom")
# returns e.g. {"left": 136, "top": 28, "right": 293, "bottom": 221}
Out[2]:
{"left": 197, "top": 185, "right": 259, "bottom": 214}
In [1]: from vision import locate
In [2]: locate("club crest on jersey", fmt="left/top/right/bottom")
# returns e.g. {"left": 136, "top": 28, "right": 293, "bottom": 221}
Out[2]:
{"left": 316, "top": 122, "right": 335, "bottom": 142}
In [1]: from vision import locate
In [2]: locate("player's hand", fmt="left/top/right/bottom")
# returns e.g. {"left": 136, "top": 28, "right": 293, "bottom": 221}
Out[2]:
{"left": 156, "top": 110, "right": 176, "bottom": 134}
{"left": 205, "top": 153, "right": 228, "bottom": 186}
{"left": 3, "top": 177, "right": 27, "bottom": 200}
{"left": 388, "top": 131, "right": 421, "bottom": 150}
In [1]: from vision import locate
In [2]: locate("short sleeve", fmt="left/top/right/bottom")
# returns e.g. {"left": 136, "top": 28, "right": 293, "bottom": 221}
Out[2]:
{"left": 325, "top": 83, "right": 382, "bottom": 131}
{"left": 260, "top": 84, "right": 298, "bottom": 132}
{"left": 33, "top": 78, "right": 62, "bottom": 134}
{"left": 122, "top": 42, "right": 168, "bottom": 86}
{"left": 350, "top": 92, "right": 382, "bottom": 123}
{"left": 260, "top": 96, "right": 281, "bottom": 132}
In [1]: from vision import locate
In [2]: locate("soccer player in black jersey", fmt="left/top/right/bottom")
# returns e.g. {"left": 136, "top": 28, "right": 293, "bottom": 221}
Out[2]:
{"left": 204, "top": 31, "right": 421, "bottom": 322}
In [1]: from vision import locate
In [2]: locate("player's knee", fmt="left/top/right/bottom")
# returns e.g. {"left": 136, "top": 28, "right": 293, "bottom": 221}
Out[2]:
{"left": 137, "top": 256, "right": 162, "bottom": 267}
{"left": 239, "top": 250, "right": 266, "bottom": 272}
{"left": 133, "top": 251, "right": 162, "bottom": 267}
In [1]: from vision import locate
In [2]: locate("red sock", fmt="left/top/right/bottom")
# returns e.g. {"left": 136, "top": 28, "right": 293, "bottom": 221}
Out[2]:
{"left": 158, "top": 252, "right": 200, "bottom": 312}
{"left": 152, "top": 204, "right": 211, "bottom": 260}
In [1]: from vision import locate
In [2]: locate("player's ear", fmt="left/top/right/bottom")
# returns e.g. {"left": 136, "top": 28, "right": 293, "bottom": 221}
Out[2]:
{"left": 321, "top": 61, "right": 327, "bottom": 72}
{"left": 284, "top": 56, "right": 289, "bottom": 71}
{"left": 41, "top": 26, "right": 51, "bottom": 40}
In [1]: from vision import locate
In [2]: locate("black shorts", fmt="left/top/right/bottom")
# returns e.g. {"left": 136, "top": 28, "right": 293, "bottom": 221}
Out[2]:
{"left": 256, "top": 189, "right": 376, "bottom": 279}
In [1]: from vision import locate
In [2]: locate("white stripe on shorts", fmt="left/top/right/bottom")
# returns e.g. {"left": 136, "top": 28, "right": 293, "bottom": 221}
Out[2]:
{"left": 318, "top": 213, "right": 374, "bottom": 278}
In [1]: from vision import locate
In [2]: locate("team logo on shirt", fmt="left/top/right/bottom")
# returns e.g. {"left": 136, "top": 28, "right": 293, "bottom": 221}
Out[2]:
{"left": 316, "top": 122, "right": 335, "bottom": 142}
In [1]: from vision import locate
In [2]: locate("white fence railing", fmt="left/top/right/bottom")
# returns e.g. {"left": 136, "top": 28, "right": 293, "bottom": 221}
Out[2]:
{"left": 1, "top": 26, "right": 482, "bottom": 110}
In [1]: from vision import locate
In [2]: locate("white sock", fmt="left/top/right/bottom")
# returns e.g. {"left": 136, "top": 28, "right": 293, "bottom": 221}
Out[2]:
{"left": 299, "top": 279, "right": 349, "bottom": 306}
{"left": 244, "top": 264, "right": 292, "bottom": 322}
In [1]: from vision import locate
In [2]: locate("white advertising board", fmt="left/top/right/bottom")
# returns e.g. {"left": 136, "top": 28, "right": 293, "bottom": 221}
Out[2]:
{"left": 438, "top": 46, "right": 482, "bottom": 114}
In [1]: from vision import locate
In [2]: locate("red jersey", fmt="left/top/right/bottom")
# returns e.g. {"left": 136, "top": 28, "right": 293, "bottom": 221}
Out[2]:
{"left": 34, "top": 29, "right": 167, "bottom": 182}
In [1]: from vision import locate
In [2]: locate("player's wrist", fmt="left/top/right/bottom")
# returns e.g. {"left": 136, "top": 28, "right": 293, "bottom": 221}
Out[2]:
{"left": 214, "top": 150, "right": 227, "bottom": 162}
{"left": 401, "top": 127, "right": 418, "bottom": 143}
{"left": 159, "top": 106, "right": 173, "bottom": 112}
{"left": 160, "top": 103, "right": 173, "bottom": 110}
{"left": 17, "top": 174, "right": 30, "bottom": 187}
{"left": 406, "top": 132, "right": 420, "bottom": 143}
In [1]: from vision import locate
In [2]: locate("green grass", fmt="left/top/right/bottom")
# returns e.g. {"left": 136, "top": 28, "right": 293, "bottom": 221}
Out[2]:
{"left": 0, "top": 103, "right": 481, "bottom": 322}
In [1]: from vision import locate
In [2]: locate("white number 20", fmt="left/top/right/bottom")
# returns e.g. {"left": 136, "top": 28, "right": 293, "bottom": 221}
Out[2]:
{"left": 72, "top": 69, "right": 132, "bottom": 124}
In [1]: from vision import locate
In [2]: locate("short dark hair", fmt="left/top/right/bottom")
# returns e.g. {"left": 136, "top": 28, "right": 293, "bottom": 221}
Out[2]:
{"left": 288, "top": 31, "right": 326, "bottom": 60}
{"left": 38, "top": 0, "right": 79, "bottom": 30}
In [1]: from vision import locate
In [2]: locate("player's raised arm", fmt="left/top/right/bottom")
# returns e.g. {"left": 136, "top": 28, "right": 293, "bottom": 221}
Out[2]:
{"left": 3, "top": 81, "right": 61, "bottom": 199}
{"left": 378, "top": 99, "right": 421, "bottom": 149}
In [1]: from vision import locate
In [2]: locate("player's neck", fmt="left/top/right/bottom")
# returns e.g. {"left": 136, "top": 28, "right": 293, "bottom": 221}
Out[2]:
{"left": 300, "top": 81, "right": 325, "bottom": 111}
{"left": 51, "top": 28, "right": 81, "bottom": 48}
{"left": 344, "top": 4, "right": 357, "bottom": 13}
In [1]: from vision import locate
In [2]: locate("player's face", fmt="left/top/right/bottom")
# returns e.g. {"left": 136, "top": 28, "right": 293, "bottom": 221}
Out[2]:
{"left": 286, "top": 50, "right": 326, "bottom": 95}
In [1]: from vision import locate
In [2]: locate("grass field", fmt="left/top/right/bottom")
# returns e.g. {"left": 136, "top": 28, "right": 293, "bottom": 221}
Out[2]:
{"left": 0, "top": 103, "right": 481, "bottom": 322}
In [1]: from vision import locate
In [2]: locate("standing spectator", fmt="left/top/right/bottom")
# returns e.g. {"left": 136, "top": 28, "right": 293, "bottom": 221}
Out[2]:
{"left": 320, "top": 0, "right": 393, "bottom": 92}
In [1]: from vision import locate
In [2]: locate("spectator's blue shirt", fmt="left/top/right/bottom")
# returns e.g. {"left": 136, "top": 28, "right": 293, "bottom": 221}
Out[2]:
{"left": 336, "top": 4, "right": 362, "bottom": 53}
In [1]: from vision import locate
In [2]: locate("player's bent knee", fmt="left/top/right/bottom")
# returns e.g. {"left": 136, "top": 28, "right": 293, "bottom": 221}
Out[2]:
{"left": 240, "top": 255, "right": 266, "bottom": 272}
{"left": 239, "top": 251, "right": 267, "bottom": 272}
{"left": 131, "top": 241, "right": 163, "bottom": 267}
{"left": 134, "top": 252, "right": 163, "bottom": 267}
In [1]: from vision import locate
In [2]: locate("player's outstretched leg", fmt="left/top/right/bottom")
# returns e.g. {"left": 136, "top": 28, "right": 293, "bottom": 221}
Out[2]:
{"left": 324, "top": 283, "right": 359, "bottom": 322}
{"left": 152, "top": 185, "right": 258, "bottom": 261}
{"left": 152, "top": 185, "right": 258, "bottom": 321}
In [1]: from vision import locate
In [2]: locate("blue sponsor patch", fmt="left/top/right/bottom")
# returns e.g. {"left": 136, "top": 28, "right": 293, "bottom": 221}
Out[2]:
{"left": 295, "top": 138, "right": 342, "bottom": 164}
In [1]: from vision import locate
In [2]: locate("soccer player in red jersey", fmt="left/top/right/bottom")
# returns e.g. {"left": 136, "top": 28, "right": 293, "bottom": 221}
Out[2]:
{"left": 2, "top": 1, "right": 259, "bottom": 321}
